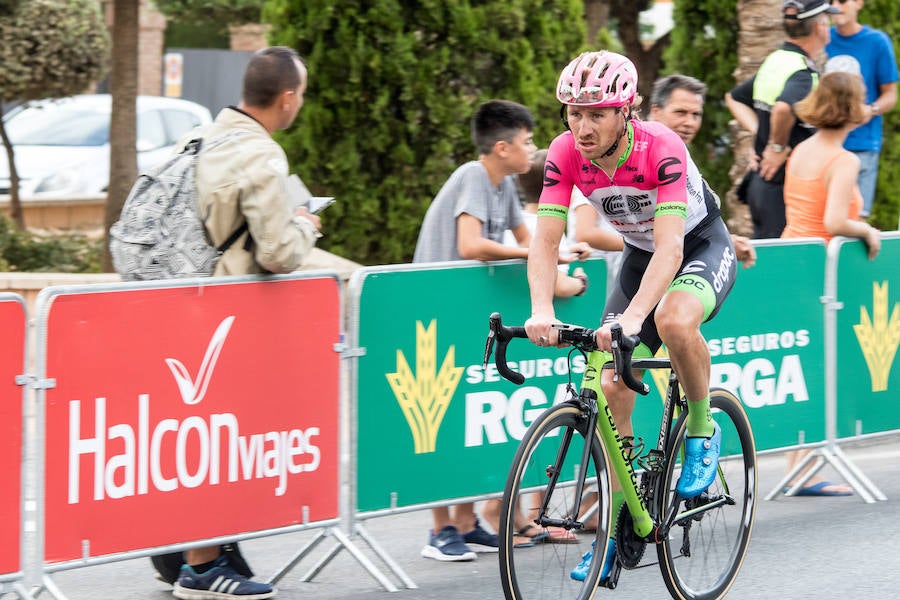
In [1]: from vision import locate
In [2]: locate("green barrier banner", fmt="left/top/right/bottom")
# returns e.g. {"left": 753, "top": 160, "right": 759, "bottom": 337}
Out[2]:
{"left": 833, "top": 235, "right": 900, "bottom": 437}
{"left": 691, "top": 240, "right": 827, "bottom": 452}
{"left": 353, "top": 259, "right": 607, "bottom": 512}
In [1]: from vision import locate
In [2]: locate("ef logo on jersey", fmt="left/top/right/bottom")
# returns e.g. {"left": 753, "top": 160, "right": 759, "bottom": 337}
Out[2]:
{"left": 656, "top": 157, "right": 683, "bottom": 186}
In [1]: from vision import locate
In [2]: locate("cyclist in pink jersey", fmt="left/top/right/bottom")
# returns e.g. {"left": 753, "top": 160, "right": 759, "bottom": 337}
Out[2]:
{"left": 523, "top": 51, "right": 738, "bottom": 583}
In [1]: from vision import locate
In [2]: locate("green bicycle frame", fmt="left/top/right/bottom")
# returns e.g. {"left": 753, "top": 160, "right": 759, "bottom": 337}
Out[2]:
{"left": 581, "top": 349, "right": 655, "bottom": 538}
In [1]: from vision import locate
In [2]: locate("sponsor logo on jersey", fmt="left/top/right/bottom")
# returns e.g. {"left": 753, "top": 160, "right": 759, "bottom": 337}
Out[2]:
{"left": 543, "top": 160, "right": 562, "bottom": 187}
{"left": 656, "top": 157, "right": 683, "bottom": 186}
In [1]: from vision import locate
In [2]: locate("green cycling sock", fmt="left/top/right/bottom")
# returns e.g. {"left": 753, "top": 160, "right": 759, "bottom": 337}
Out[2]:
{"left": 685, "top": 396, "right": 714, "bottom": 438}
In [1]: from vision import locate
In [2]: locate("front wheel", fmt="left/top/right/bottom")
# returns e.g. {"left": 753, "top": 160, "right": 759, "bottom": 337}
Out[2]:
{"left": 499, "top": 402, "right": 612, "bottom": 600}
{"left": 657, "top": 388, "right": 757, "bottom": 600}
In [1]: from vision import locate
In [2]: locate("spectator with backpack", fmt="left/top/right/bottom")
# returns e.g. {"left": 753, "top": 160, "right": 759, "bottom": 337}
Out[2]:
{"left": 138, "top": 45, "right": 320, "bottom": 600}
{"left": 189, "top": 46, "right": 321, "bottom": 279}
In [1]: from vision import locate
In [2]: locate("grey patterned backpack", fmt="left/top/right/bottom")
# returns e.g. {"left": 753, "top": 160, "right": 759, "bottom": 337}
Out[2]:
{"left": 109, "top": 132, "right": 248, "bottom": 280}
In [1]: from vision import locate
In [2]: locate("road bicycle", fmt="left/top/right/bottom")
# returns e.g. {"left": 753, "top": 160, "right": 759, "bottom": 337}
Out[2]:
{"left": 483, "top": 313, "right": 756, "bottom": 600}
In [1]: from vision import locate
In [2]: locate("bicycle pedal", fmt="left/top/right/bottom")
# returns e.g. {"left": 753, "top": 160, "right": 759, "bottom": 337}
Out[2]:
{"left": 600, "top": 559, "right": 622, "bottom": 589}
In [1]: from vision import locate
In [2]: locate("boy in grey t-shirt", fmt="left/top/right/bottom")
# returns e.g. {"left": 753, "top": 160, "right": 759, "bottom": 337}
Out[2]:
{"left": 414, "top": 100, "right": 535, "bottom": 264}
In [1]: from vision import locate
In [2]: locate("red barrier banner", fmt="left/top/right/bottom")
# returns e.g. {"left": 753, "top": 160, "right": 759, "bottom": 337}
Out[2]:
{"left": 40, "top": 277, "right": 341, "bottom": 563}
{"left": 0, "top": 296, "right": 25, "bottom": 575}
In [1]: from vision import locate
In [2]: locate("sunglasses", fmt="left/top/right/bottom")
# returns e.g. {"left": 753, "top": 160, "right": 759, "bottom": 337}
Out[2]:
{"left": 832, "top": 0, "right": 849, "bottom": 4}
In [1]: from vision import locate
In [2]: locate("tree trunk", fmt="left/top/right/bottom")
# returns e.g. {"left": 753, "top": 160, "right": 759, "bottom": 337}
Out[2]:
{"left": 583, "top": 0, "right": 610, "bottom": 46}
{"left": 0, "top": 106, "right": 23, "bottom": 229}
{"left": 104, "top": 0, "right": 140, "bottom": 272}
{"left": 613, "top": 0, "right": 668, "bottom": 108}
{"left": 727, "top": 0, "right": 784, "bottom": 236}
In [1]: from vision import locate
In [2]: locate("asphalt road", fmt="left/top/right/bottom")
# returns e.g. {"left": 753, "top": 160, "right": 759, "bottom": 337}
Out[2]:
{"left": 32, "top": 435, "right": 900, "bottom": 600}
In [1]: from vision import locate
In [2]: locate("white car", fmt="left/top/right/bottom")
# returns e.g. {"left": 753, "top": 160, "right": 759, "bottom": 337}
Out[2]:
{"left": 0, "top": 94, "right": 212, "bottom": 197}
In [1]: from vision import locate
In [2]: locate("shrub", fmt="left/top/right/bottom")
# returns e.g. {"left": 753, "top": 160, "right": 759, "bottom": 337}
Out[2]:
{"left": 0, "top": 216, "right": 103, "bottom": 272}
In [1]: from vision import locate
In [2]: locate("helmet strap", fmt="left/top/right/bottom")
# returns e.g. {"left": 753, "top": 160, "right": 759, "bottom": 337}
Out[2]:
{"left": 600, "top": 108, "right": 628, "bottom": 158}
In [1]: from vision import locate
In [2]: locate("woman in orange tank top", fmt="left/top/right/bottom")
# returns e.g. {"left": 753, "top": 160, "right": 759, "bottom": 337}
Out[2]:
{"left": 782, "top": 71, "right": 880, "bottom": 256}
{"left": 780, "top": 71, "right": 881, "bottom": 497}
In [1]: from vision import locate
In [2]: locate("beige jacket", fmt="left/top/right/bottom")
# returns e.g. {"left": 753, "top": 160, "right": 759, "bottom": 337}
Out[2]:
{"left": 187, "top": 107, "right": 317, "bottom": 276}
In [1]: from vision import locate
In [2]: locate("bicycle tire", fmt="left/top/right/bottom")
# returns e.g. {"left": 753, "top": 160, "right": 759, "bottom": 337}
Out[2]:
{"left": 499, "top": 402, "right": 612, "bottom": 600}
{"left": 657, "top": 388, "right": 757, "bottom": 600}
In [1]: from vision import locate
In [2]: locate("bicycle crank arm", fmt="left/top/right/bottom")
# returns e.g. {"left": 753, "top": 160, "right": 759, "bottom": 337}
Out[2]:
{"left": 600, "top": 556, "right": 623, "bottom": 589}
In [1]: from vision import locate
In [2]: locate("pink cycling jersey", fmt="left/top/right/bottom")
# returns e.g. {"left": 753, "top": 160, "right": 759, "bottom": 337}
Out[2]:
{"left": 538, "top": 120, "right": 718, "bottom": 252}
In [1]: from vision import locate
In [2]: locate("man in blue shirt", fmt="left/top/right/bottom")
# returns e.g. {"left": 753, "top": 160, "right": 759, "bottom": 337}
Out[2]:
{"left": 825, "top": 0, "right": 898, "bottom": 218}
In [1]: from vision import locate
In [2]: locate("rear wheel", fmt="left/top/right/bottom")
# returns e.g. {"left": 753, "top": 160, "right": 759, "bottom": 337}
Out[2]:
{"left": 499, "top": 402, "right": 612, "bottom": 600}
{"left": 657, "top": 388, "right": 757, "bottom": 600}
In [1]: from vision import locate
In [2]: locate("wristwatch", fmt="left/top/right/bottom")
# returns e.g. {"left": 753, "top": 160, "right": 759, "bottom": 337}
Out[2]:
{"left": 767, "top": 142, "right": 787, "bottom": 153}
{"left": 870, "top": 104, "right": 881, "bottom": 116}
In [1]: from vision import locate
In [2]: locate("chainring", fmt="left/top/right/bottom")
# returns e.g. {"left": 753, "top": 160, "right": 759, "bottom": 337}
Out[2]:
{"left": 614, "top": 505, "right": 646, "bottom": 569}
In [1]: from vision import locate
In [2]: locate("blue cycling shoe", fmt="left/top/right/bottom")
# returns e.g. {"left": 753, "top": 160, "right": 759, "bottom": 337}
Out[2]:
{"left": 570, "top": 538, "right": 616, "bottom": 582}
{"left": 676, "top": 422, "right": 722, "bottom": 498}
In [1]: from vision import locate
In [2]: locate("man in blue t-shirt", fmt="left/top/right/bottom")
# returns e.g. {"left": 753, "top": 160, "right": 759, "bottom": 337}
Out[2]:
{"left": 825, "top": 0, "right": 898, "bottom": 218}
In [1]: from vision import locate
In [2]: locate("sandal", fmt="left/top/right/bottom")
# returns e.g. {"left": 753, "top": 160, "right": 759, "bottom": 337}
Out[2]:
{"left": 544, "top": 527, "right": 578, "bottom": 543}
{"left": 514, "top": 524, "right": 549, "bottom": 547}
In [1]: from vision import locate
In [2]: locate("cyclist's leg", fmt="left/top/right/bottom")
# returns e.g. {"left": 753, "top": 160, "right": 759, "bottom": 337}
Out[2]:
{"left": 657, "top": 219, "right": 737, "bottom": 497}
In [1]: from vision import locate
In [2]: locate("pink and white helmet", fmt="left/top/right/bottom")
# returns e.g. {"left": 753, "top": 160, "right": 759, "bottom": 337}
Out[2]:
{"left": 556, "top": 51, "right": 638, "bottom": 107}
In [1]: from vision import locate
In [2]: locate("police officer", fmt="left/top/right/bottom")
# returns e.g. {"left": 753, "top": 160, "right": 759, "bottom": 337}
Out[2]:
{"left": 725, "top": 0, "right": 840, "bottom": 239}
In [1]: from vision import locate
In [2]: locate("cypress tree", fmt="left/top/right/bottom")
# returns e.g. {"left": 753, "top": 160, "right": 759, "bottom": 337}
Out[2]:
{"left": 265, "top": 0, "right": 584, "bottom": 264}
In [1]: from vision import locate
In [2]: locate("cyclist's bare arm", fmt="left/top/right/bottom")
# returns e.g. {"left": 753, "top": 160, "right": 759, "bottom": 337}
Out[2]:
{"left": 526, "top": 214, "right": 566, "bottom": 345}
{"left": 596, "top": 213, "right": 684, "bottom": 350}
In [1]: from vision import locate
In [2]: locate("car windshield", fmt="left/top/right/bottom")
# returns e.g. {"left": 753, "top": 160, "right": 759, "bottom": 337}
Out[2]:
{"left": 5, "top": 105, "right": 110, "bottom": 146}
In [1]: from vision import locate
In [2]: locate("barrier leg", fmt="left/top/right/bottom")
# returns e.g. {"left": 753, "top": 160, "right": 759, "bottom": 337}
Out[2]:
{"left": 354, "top": 523, "right": 417, "bottom": 589}
{"left": 765, "top": 443, "right": 886, "bottom": 503}
{"left": 12, "top": 582, "right": 37, "bottom": 600}
{"left": 302, "top": 527, "right": 398, "bottom": 592}
{"left": 299, "top": 538, "right": 344, "bottom": 584}
{"left": 823, "top": 444, "right": 886, "bottom": 503}
{"left": 30, "top": 575, "right": 68, "bottom": 600}
{"left": 765, "top": 447, "right": 822, "bottom": 500}
{"left": 268, "top": 527, "right": 402, "bottom": 593}
{"left": 0, "top": 582, "right": 37, "bottom": 600}
{"left": 268, "top": 530, "right": 328, "bottom": 585}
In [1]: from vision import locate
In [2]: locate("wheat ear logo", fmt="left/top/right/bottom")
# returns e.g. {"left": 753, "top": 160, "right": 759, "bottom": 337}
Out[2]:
{"left": 853, "top": 281, "right": 900, "bottom": 392}
{"left": 385, "top": 320, "right": 464, "bottom": 454}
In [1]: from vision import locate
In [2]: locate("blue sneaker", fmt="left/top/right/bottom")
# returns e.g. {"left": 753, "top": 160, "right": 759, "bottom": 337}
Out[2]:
{"left": 462, "top": 519, "right": 499, "bottom": 553}
{"left": 421, "top": 525, "right": 477, "bottom": 562}
{"left": 173, "top": 555, "right": 275, "bottom": 599}
{"left": 676, "top": 422, "right": 722, "bottom": 498}
{"left": 570, "top": 538, "right": 616, "bottom": 582}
